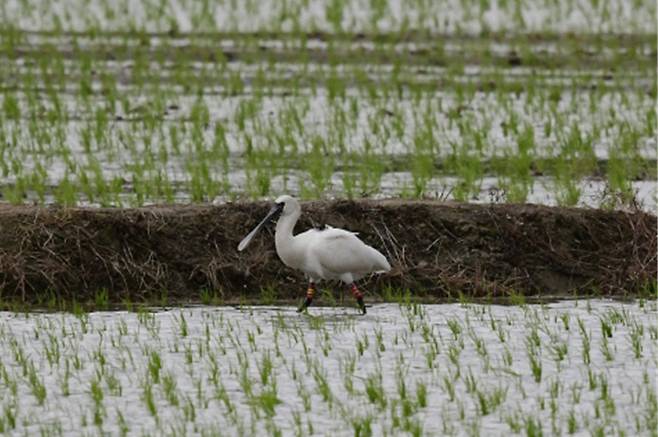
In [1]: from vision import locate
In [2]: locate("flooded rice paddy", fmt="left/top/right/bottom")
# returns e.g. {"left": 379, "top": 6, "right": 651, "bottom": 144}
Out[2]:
{"left": 0, "top": 0, "right": 655, "bottom": 211}
{"left": 0, "top": 300, "right": 655, "bottom": 435}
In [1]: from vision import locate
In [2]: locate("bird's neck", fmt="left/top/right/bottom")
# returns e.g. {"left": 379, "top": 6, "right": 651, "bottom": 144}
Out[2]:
{"left": 275, "top": 209, "right": 300, "bottom": 260}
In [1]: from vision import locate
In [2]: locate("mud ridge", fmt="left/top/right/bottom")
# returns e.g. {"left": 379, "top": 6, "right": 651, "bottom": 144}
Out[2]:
{"left": 0, "top": 200, "right": 654, "bottom": 304}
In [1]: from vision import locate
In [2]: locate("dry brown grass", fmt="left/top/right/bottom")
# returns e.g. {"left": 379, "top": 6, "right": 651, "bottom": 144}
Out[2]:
{"left": 0, "top": 200, "right": 654, "bottom": 304}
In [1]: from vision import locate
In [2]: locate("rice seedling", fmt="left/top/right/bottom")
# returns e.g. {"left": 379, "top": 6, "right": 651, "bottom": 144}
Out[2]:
{"left": 628, "top": 320, "right": 644, "bottom": 359}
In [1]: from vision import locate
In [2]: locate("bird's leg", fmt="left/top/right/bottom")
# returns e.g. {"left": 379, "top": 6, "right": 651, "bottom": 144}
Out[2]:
{"left": 297, "top": 281, "right": 316, "bottom": 313}
{"left": 350, "top": 283, "right": 367, "bottom": 314}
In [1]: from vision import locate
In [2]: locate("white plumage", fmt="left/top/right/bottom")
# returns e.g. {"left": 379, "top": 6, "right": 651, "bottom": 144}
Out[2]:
{"left": 288, "top": 226, "right": 390, "bottom": 284}
{"left": 238, "top": 195, "right": 391, "bottom": 313}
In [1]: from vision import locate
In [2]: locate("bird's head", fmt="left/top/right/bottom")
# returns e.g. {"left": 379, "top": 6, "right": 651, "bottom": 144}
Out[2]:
{"left": 237, "top": 195, "right": 300, "bottom": 251}
{"left": 274, "top": 194, "right": 300, "bottom": 217}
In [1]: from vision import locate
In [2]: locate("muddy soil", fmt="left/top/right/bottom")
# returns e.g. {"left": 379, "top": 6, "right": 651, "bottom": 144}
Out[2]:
{"left": 0, "top": 200, "right": 654, "bottom": 304}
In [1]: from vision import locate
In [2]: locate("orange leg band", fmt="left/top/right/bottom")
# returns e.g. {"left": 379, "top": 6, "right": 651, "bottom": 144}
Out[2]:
{"left": 306, "top": 283, "right": 316, "bottom": 299}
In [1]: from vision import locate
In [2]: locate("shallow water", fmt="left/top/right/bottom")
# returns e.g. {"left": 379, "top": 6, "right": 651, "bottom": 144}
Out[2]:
{"left": 0, "top": 300, "right": 654, "bottom": 435}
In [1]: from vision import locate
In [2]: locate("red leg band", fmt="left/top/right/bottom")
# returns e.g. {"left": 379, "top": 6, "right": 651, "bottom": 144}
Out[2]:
{"left": 350, "top": 284, "right": 363, "bottom": 299}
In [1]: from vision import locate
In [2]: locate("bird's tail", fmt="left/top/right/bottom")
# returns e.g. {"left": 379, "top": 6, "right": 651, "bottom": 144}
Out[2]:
{"left": 370, "top": 247, "right": 391, "bottom": 273}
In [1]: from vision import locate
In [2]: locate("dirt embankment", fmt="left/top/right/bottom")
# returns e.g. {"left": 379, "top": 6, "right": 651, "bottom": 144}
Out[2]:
{"left": 0, "top": 200, "right": 654, "bottom": 304}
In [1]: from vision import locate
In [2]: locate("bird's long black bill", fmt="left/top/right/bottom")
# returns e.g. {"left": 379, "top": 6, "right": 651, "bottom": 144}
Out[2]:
{"left": 237, "top": 203, "right": 284, "bottom": 251}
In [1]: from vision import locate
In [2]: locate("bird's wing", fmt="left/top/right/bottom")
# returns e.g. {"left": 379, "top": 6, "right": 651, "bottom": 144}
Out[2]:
{"left": 310, "top": 229, "right": 389, "bottom": 275}
{"left": 320, "top": 227, "right": 359, "bottom": 239}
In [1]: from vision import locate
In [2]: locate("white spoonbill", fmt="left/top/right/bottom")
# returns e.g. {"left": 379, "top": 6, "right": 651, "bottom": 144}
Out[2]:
{"left": 238, "top": 195, "right": 391, "bottom": 314}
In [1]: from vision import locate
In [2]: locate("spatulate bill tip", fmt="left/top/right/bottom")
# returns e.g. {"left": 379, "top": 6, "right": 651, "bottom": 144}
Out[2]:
{"left": 237, "top": 234, "right": 255, "bottom": 251}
